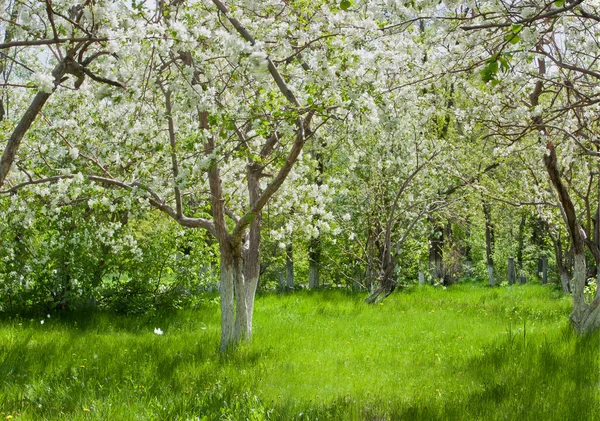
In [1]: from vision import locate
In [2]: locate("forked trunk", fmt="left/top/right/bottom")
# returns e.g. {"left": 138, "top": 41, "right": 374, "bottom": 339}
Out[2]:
{"left": 364, "top": 280, "right": 395, "bottom": 304}
{"left": 365, "top": 258, "right": 395, "bottom": 304}
{"left": 219, "top": 239, "right": 260, "bottom": 350}
{"left": 234, "top": 166, "right": 262, "bottom": 343}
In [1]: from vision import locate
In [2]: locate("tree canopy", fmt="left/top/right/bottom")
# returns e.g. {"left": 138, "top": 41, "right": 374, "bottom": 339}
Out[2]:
{"left": 1, "top": 0, "right": 600, "bottom": 349}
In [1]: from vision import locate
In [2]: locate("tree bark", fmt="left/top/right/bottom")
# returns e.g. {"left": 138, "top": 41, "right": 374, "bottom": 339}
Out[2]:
{"left": 238, "top": 167, "right": 262, "bottom": 341}
{"left": 0, "top": 61, "right": 67, "bottom": 188}
{"left": 517, "top": 213, "right": 526, "bottom": 273}
{"left": 218, "top": 244, "right": 236, "bottom": 352}
{"left": 308, "top": 237, "right": 321, "bottom": 289}
{"left": 428, "top": 223, "right": 444, "bottom": 281}
{"left": 544, "top": 142, "right": 600, "bottom": 333}
{"left": 549, "top": 228, "right": 571, "bottom": 292}
{"left": 308, "top": 142, "right": 325, "bottom": 289}
{"left": 286, "top": 242, "right": 294, "bottom": 289}
{"left": 483, "top": 202, "right": 495, "bottom": 286}
{"left": 364, "top": 272, "right": 395, "bottom": 304}
{"left": 560, "top": 270, "right": 571, "bottom": 293}
{"left": 541, "top": 254, "right": 548, "bottom": 284}
{"left": 508, "top": 257, "right": 517, "bottom": 285}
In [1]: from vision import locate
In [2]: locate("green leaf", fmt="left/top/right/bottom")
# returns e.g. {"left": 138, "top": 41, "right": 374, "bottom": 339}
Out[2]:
{"left": 511, "top": 24, "right": 523, "bottom": 34}
{"left": 555, "top": 0, "right": 565, "bottom": 7}
{"left": 481, "top": 60, "right": 499, "bottom": 83}
{"left": 340, "top": 0, "right": 352, "bottom": 11}
{"left": 498, "top": 55, "right": 510, "bottom": 72}
{"left": 504, "top": 33, "right": 520, "bottom": 44}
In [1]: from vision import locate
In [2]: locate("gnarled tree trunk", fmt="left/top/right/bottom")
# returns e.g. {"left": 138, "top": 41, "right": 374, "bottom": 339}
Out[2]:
{"left": 545, "top": 142, "right": 600, "bottom": 334}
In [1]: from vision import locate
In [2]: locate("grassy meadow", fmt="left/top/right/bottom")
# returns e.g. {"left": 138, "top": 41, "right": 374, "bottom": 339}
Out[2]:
{"left": 0, "top": 283, "right": 598, "bottom": 420}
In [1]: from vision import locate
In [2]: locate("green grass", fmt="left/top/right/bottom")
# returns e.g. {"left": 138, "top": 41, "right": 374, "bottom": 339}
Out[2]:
{"left": 0, "top": 283, "right": 598, "bottom": 420}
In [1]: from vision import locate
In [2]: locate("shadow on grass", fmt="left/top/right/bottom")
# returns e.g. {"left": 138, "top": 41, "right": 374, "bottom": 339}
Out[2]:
{"left": 0, "top": 315, "right": 268, "bottom": 419}
{"left": 262, "top": 327, "right": 599, "bottom": 421}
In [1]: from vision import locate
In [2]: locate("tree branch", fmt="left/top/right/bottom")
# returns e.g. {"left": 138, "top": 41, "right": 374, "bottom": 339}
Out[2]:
{"left": 0, "top": 37, "right": 107, "bottom": 50}
{"left": 211, "top": 0, "right": 300, "bottom": 107}
{"left": 163, "top": 89, "right": 183, "bottom": 218}
{"left": 461, "top": 0, "right": 585, "bottom": 30}
{"left": 0, "top": 174, "right": 216, "bottom": 235}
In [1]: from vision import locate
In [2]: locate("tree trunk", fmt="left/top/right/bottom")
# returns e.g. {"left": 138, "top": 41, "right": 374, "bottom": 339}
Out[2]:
{"left": 308, "top": 144, "right": 325, "bottom": 289}
{"left": 570, "top": 252, "right": 600, "bottom": 333}
{"left": 549, "top": 229, "right": 571, "bottom": 293}
{"left": 236, "top": 168, "right": 263, "bottom": 342}
{"left": 234, "top": 249, "right": 251, "bottom": 343}
{"left": 0, "top": 61, "right": 66, "bottom": 187}
{"left": 541, "top": 254, "right": 547, "bottom": 284}
{"left": 308, "top": 237, "right": 321, "bottom": 289}
{"left": 517, "top": 213, "right": 526, "bottom": 272}
{"left": 277, "top": 271, "right": 286, "bottom": 290}
{"left": 545, "top": 142, "right": 600, "bottom": 334}
{"left": 218, "top": 236, "right": 261, "bottom": 350}
{"left": 285, "top": 242, "right": 294, "bottom": 289}
{"left": 508, "top": 257, "right": 516, "bottom": 285}
{"left": 560, "top": 270, "right": 570, "bottom": 294}
{"left": 365, "top": 226, "right": 377, "bottom": 292}
{"left": 483, "top": 202, "right": 495, "bottom": 286}
{"left": 418, "top": 268, "right": 425, "bottom": 285}
{"left": 218, "top": 245, "right": 236, "bottom": 352}
{"left": 428, "top": 223, "right": 444, "bottom": 281}
{"left": 364, "top": 271, "right": 395, "bottom": 304}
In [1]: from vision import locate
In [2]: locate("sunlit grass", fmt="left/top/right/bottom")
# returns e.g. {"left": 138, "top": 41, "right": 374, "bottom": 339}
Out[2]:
{"left": 0, "top": 283, "right": 598, "bottom": 420}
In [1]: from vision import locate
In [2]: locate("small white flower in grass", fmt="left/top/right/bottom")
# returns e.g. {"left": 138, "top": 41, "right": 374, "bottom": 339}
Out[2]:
{"left": 47, "top": 314, "right": 51, "bottom": 318}
{"left": 154, "top": 328, "right": 163, "bottom": 335}
{"left": 40, "top": 320, "right": 44, "bottom": 324}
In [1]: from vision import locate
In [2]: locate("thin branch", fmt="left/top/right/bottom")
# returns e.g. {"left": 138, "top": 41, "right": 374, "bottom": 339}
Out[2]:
{"left": 0, "top": 174, "right": 216, "bottom": 235}
{"left": 211, "top": 0, "right": 300, "bottom": 107}
{"left": 462, "top": 0, "right": 585, "bottom": 30}
{"left": 81, "top": 66, "right": 124, "bottom": 88}
{"left": 0, "top": 37, "right": 107, "bottom": 49}
{"left": 163, "top": 89, "right": 183, "bottom": 218}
